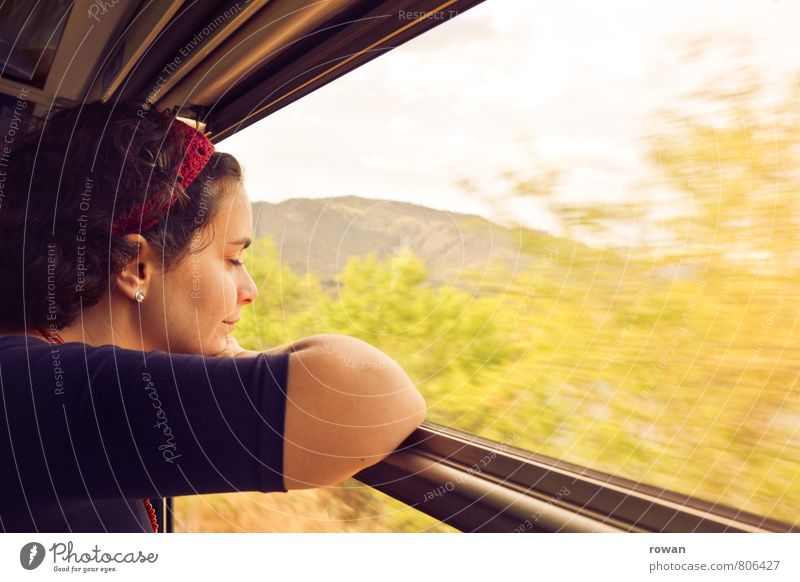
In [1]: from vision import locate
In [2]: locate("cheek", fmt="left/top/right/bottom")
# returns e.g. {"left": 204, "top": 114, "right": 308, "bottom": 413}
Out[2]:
{"left": 198, "top": 265, "right": 239, "bottom": 324}
{"left": 175, "top": 257, "right": 218, "bottom": 317}
{"left": 160, "top": 264, "right": 196, "bottom": 317}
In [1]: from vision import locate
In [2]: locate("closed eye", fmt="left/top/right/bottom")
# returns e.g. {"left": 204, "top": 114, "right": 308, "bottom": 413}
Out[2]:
{"left": 228, "top": 258, "right": 243, "bottom": 267}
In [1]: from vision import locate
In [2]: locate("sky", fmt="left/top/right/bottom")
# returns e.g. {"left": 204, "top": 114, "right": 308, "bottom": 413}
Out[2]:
{"left": 218, "top": 0, "right": 800, "bottom": 241}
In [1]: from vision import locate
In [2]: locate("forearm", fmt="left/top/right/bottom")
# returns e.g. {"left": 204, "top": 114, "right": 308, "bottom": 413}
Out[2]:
{"left": 230, "top": 334, "right": 334, "bottom": 359}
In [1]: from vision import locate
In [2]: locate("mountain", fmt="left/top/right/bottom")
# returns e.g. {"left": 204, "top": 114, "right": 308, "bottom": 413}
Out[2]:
{"left": 251, "top": 196, "right": 540, "bottom": 289}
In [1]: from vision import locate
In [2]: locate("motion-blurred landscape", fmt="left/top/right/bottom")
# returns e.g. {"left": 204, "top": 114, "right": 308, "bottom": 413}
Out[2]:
{"left": 177, "top": 139, "right": 800, "bottom": 531}
{"left": 176, "top": 1, "right": 800, "bottom": 532}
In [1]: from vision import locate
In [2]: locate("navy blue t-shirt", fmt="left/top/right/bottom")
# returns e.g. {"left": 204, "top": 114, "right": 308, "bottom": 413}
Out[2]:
{"left": 0, "top": 334, "right": 289, "bottom": 532}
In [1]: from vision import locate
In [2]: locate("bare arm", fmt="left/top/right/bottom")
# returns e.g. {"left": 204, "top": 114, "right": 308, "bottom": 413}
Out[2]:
{"left": 282, "top": 335, "right": 427, "bottom": 490}
{"left": 214, "top": 333, "right": 426, "bottom": 490}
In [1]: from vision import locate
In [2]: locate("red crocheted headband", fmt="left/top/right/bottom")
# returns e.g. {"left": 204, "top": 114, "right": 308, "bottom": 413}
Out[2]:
{"left": 112, "top": 118, "right": 215, "bottom": 234}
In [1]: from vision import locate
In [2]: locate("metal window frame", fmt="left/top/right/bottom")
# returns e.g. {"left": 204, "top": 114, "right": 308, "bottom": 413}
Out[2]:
{"left": 353, "top": 422, "right": 799, "bottom": 533}
{"left": 199, "top": 0, "right": 488, "bottom": 141}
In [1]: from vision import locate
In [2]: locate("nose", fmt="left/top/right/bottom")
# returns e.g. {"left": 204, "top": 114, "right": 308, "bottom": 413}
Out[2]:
{"left": 238, "top": 266, "right": 258, "bottom": 305}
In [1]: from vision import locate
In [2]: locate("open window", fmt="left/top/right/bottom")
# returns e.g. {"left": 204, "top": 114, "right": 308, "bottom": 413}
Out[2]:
{"left": 1, "top": 0, "right": 796, "bottom": 533}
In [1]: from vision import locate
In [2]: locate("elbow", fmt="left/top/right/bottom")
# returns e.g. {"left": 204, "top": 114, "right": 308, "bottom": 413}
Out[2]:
{"left": 407, "top": 383, "right": 427, "bottom": 429}
{"left": 398, "top": 390, "right": 427, "bottom": 448}
{"left": 370, "top": 362, "right": 427, "bottom": 458}
{"left": 383, "top": 355, "right": 427, "bottom": 428}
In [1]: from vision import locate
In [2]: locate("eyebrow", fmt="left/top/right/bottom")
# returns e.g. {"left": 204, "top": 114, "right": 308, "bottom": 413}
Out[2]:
{"left": 226, "top": 237, "right": 252, "bottom": 249}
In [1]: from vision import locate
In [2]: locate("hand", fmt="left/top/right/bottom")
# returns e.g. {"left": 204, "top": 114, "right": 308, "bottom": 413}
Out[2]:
{"left": 212, "top": 335, "right": 247, "bottom": 358}
{"left": 211, "top": 334, "right": 322, "bottom": 359}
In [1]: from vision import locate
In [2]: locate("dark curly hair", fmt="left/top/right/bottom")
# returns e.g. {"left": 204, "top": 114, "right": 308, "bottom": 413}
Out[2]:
{"left": 0, "top": 100, "right": 243, "bottom": 331}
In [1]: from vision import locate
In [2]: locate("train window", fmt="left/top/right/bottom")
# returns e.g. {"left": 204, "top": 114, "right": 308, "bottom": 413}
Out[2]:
{"left": 205, "top": 0, "right": 798, "bottom": 529}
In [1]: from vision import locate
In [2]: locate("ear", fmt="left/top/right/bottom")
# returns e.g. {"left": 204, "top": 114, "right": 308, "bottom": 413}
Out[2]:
{"left": 115, "top": 234, "right": 159, "bottom": 302}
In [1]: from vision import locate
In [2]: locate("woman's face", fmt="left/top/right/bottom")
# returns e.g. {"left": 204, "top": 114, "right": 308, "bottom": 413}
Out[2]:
{"left": 140, "top": 179, "right": 258, "bottom": 355}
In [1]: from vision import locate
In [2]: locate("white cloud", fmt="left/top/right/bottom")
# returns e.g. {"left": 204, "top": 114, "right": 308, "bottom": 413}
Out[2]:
{"left": 220, "top": 0, "right": 800, "bottom": 241}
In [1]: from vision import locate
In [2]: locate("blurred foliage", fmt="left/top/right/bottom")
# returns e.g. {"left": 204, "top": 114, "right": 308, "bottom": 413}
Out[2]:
{"left": 645, "top": 75, "right": 800, "bottom": 264}
{"left": 180, "top": 229, "right": 798, "bottom": 531}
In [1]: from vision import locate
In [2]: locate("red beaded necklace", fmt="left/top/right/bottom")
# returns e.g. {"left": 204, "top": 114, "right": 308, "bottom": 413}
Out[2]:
{"left": 35, "top": 327, "right": 159, "bottom": 533}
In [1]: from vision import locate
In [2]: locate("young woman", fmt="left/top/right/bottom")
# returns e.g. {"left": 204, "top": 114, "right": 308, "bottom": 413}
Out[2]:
{"left": 0, "top": 101, "right": 426, "bottom": 532}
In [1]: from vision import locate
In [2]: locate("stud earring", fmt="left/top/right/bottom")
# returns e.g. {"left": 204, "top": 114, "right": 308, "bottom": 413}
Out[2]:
{"left": 134, "top": 289, "right": 145, "bottom": 302}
